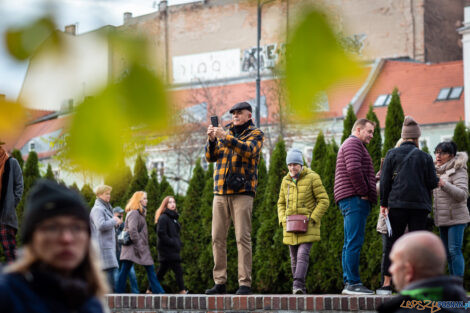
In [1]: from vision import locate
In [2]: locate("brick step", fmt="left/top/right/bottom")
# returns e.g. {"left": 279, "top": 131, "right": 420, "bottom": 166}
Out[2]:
{"left": 106, "top": 294, "right": 393, "bottom": 312}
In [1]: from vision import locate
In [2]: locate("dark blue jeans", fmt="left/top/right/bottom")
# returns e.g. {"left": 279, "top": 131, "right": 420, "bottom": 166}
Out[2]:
{"left": 116, "top": 260, "right": 165, "bottom": 294}
{"left": 339, "top": 196, "right": 370, "bottom": 285}
{"left": 114, "top": 261, "right": 139, "bottom": 293}
{"left": 439, "top": 224, "right": 466, "bottom": 277}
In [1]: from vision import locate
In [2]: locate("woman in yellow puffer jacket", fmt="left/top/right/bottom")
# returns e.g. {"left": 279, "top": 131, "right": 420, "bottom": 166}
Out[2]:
{"left": 278, "top": 149, "right": 329, "bottom": 294}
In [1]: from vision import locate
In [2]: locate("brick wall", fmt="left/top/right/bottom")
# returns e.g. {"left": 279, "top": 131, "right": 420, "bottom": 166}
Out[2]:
{"left": 106, "top": 294, "right": 393, "bottom": 312}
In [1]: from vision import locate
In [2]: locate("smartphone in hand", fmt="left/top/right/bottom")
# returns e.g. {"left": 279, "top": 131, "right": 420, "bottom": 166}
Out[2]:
{"left": 210, "top": 116, "right": 219, "bottom": 127}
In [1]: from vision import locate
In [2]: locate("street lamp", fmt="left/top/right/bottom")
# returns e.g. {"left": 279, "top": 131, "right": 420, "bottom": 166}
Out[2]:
{"left": 256, "top": 0, "right": 275, "bottom": 128}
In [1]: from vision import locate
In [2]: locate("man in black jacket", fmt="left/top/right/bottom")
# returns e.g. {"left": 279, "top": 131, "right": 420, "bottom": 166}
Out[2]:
{"left": 379, "top": 116, "right": 439, "bottom": 294}
{"left": 378, "top": 231, "right": 467, "bottom": 313}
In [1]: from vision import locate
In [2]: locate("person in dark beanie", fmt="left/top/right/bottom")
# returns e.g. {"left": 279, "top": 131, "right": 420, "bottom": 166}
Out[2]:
{"left": 154, "top": 196, "right": 187, "bottom": 294}
{"left": 378, "top": 116, "right": 439, "bottom": 295}
{"left": 205, "top": 101, "right": 264, "bottom": 295}
{"left": 0, "top": 143, "right": 23, "bottom": 262}
{"left": 0, "top": 179, "right": 108, "bottom": 313}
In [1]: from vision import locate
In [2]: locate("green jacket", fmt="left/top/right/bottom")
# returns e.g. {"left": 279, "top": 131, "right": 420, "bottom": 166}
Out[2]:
{"left": 277, "top": 167, "right": 329, "bottom": 245}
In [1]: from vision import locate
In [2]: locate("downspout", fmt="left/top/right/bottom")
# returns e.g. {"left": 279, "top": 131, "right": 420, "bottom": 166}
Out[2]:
{"left": 410, "top": 0, "right": 416, "bottom": 60}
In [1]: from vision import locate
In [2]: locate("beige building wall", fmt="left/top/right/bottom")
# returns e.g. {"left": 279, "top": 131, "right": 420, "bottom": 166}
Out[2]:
{"left": 119, "top": 0, "right": 465, "bottom": 85}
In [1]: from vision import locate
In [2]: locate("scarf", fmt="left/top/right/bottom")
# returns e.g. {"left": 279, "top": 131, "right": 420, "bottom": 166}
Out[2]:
{"left": 0, "top": 147, "right": 9, "bottom": 196}
{"left": 27, "top": 262, "right": 92, "bottom": 310}
{"left": 232, "top": 120, "right": 252, "bottom": 137}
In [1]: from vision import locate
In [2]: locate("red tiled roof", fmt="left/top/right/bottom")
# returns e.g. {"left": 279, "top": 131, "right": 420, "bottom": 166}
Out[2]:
{"left": 5, "top": 116, "right": 70, "bottom": 154}
{"left": 169, "top": 71, "right": 370, "bottom": 123}
{"left": 356, "top": 60, "right": 464, "bottom": 126}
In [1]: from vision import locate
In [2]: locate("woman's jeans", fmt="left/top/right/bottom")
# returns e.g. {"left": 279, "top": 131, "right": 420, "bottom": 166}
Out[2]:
{"left": 114, "top": 261, "right": 139, "bottom": 293}
{"left": 289, "top": 242, "right": 313, "bottom": 292}
{"left": 116, "top": 260, "right": 165, "bottom": 294}
{"left": 339, "top": 196, "right": 370, "bottom": 285}
{"left": 439, "top": 224, "right": 466, "bottom": 277}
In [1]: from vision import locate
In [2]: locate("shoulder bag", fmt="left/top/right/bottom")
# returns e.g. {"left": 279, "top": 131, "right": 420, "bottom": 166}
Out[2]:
{"left": 285, "top": 184, "right": 309, "bottom": 233}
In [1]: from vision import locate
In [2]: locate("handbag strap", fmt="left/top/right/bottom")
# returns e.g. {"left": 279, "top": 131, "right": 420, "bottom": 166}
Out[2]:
{"left": 393, "top": 147, "right": 417, "bottom": 180}
{"left": 286, "top": 184, "right": 290, "bottom": 211}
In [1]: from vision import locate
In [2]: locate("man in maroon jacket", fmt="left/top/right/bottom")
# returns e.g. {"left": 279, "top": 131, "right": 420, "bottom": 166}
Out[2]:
{"left": 334, "top": 118, "right": 377, "bottom": 295}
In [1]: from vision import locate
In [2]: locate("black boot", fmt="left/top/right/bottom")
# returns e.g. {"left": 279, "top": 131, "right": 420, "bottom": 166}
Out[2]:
{"left": 236, "top": 285, "right": 252, "bottom": 295}
{"left": 205, "top": 284, "right": 226, "bottom": 295}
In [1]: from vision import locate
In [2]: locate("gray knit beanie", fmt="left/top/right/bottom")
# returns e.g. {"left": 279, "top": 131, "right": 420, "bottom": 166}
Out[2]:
{"left": 401, "top": 116, "right": 421, "bottom": 139}
{"left": 286, "top": 149, "right": 303, "bottom": 166}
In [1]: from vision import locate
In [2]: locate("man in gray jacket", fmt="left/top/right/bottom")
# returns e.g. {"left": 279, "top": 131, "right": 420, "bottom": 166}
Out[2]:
{"left": 0, "top": 144, "right": 23, "bottom": 262}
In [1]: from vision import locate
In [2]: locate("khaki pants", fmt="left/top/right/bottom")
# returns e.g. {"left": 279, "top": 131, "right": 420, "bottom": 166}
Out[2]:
{"left": 212, "top": 195, "right": 253, "bottom": 287}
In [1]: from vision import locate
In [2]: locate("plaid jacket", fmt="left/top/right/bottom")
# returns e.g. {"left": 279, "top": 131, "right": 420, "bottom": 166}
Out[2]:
{"left": 205, "top": 122, "right": 264, "bottom": 195}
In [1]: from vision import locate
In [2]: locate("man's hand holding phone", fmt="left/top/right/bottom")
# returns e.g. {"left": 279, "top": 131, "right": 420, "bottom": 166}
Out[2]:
{"left": 207, "top": 125, "right": 216, "bottom": 142}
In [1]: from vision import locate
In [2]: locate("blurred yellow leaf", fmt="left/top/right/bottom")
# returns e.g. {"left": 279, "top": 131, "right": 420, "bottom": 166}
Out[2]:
{"left": 5, "top": 17, "right": 60, "bottom": 61}
{"left": 0, "top": 98, "right": 25, "bottom": 136}
{"left": 285, "top": 8, "right": 362, "bottom": 120}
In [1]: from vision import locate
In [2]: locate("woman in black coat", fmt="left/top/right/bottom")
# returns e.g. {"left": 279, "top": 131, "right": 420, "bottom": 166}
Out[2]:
{"left": 154, "top": 196, "right": 187, "bottom": 294}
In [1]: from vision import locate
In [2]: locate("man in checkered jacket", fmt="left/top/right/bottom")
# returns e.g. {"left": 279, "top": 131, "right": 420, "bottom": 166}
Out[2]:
{"left": 204, "top": 102, "right": 264, "bottom": 295}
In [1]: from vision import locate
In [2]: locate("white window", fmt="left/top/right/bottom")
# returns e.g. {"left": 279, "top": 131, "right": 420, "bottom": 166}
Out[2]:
{"left": 449, "top": 87, "right": 463, "bottom": 100}
{"left": 373, "top": 94, "right": 391, "bottom": 107}
{"left": 419, "top": 137, "right": 430, "bottom": 150}
{"left": 29, "top": 141, "right": 35, "bottom": 152}
{"left": 436, "top": 87, "right": 463, "bottom": 101}
{"left": 152, "top": 160, "right": 165, "bottom": 177}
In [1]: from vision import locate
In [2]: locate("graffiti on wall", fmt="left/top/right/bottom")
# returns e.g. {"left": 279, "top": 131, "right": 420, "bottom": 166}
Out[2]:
{"left": 241, "top": 43, "right": 286, "bottom": 73}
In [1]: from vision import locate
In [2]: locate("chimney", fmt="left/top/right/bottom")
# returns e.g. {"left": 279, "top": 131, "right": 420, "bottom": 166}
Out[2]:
{"left": 64, "top": 24, "right": 76, "bottom": 35}
{"left": 123, "top": 12, "right": 133, "bottom": 24}
{"left": 159, "top": 0, "right": 168, "bottom": 12}
{"left": 465, "top": 7, "right": 470, "bottom": 26}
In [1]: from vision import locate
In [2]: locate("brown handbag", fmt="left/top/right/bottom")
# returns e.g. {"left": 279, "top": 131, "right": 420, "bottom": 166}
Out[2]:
{"left": 285, "top": 184, "right": 309, "bottom": 233}
{"left": 286, "top": 215, "right": 309, "bottom": 233}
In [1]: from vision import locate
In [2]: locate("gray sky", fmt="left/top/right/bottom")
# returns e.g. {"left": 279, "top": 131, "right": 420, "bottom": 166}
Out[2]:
{"left": 0, "top": 0, "right": 161, "bottom": 100}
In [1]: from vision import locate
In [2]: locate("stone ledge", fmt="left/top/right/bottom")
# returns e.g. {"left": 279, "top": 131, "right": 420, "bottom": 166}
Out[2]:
{"left": 106, "top": 294, "right": 393, "bottom": 312}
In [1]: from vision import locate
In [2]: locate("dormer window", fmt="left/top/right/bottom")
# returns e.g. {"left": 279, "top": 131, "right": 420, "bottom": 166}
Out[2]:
{"left": 373, "top": 94, "right": 392, "bottom": 107}
{"left": 436, "top": 87, "right": 463, "bottom": 101}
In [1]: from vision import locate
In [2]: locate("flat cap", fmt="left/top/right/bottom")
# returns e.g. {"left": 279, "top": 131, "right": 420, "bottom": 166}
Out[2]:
{"left": 229, "top": 101, "right": 252, "bottom": 114}
{"left": 113, "top": 206, "right": 124, "bottom": 214}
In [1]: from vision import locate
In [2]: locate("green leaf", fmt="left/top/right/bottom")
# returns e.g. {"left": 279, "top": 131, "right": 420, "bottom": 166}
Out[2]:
{"left": 66, "top": 96, "right": 126, "bottom": 173}
{"left": 5, "top": 17, "right": 60, "bottom": 61}
{"left": 116, "top": 65, "right": 170, "bottom": 130}
{"left": 66, "top": 65, "right": 170, "bottom": 174}
{"left": 285, "top": 8, "right": 362, "bottom": 120}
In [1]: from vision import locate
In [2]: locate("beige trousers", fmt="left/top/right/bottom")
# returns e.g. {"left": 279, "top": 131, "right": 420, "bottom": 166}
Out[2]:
{"left": 212, "top": 195, "right": 253, "bottom": 287}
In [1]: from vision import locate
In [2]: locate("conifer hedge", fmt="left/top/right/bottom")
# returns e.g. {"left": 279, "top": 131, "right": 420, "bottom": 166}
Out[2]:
{"left": 382, "top": 88, "right": 404, "bottom": 156}
{"left": 341, "top": 104, "right": 356, "bottom": 144}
